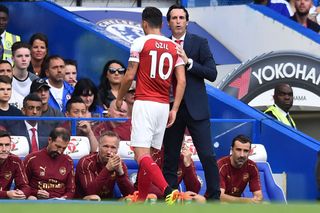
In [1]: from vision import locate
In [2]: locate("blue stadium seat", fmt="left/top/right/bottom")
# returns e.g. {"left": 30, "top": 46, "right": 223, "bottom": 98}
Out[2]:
{"left": 242, "top": 162, "right": 287, "bottom": 203}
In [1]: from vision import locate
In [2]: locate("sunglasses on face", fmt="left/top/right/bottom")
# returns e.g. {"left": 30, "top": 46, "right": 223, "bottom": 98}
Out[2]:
{"left": 108, "top": 67, "right": 126, "bottom": 75}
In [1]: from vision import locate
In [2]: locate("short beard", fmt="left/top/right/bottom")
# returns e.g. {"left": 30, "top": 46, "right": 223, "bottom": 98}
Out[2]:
{"left": 296, "top": 10, "right": 309, "bottom": 17}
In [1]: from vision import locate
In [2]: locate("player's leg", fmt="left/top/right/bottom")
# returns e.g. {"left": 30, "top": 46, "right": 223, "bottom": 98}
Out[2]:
{"left": 131, "top": 101, "right": 172, "bottom": 201}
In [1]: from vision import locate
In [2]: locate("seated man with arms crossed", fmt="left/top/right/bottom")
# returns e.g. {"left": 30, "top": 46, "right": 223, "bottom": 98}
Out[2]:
{"left": 218, "top": 135, "right": 263, "bottom": 203}
{"left": 75, "top": 131, "right": 134, "bottom": 200}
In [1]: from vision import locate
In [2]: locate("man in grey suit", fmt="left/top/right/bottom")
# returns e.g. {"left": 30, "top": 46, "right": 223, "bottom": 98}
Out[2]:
{"left": 162, "top": 4, "right": 220, "bottom": 200}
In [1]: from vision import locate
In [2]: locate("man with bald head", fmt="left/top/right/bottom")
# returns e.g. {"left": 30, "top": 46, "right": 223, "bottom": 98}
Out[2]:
{"left": 264, "top": 83, "right": 296, "bottom": 129}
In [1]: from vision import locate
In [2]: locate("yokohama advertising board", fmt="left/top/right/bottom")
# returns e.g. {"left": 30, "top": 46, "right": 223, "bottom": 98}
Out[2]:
{"left": 218, "top": 51, "right": 320, "bottom": 110}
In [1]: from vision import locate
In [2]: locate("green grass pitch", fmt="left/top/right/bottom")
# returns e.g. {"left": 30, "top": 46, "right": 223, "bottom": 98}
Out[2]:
{"left": 1, "top": 202, "right": 320, "bottom": 213}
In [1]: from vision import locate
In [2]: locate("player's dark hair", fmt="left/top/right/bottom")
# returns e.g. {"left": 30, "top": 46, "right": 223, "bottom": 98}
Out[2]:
{"left": 49, "top": 127, "right": 70, "bottom": 143}
{"left": 231, "top": 134, "right": 252, "bottom": 148}
{"left": 142, "top": 6, "right": 162, "bottom": 28}
{"left": 0, "top": 129, "right": 11, "bottom": 140}
{"left": 274, "top": 83, "right": 292, "bottom": 95}
{"left": 166, "top": 4, "right": 189, "bottom": 22}
{"left": 66, "top": 96, "right": 85, "bottom": 113}
{"left": 64, "top": 59, "right": 77, "bottom": 69}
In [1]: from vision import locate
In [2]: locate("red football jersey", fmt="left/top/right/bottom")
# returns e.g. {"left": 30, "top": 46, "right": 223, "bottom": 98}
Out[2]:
{"left": 218, "top": 156, "right": 261, "bottom": 197}
{"left": 129, "top": 34, "right": 184, "bottom": 103}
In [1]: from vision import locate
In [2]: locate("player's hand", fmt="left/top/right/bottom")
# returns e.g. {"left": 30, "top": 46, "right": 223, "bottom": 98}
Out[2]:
{"left": 184, "top": 191, "right": 206, "bottom": 204}
{"left": 181, "top": 146, "right": 192, "bottom": 167}
{"left": 37, "top": 189, "right": 50, "bottom": 199}
{"left": 7, "top": 189, "right": 26, "bottom": 199}
{"left": 167, "top": 110, "right": 177, "bottom": 128}
{"left": 115, "top": 99, "right": 123, "bottom": 112}
{"left": 175, "top": 44, "right": 188, "bottom": 64}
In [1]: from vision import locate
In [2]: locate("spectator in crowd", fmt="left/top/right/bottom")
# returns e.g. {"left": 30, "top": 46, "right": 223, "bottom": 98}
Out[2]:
{"left": 28, "top": 33, "right": 48, "bottom": 77}
{"left": 24, "top": 127, "right": 75, "bottom": 200}
{"left": 253, "top": 0, "right": 291, "bottom": 17}
{"left": 124, "top": 80, "right": 135, "bottom": 118}
{"left": 62, "top": 97, "right": 98, "bottom": 152}
{"left": 98, "top": 59, "right": 126, "bottom": 109}
{"left": 290, "top": 0, "right": 320, "bottom": 33}
{"left": 64, "top": 59, "right": 77, "bottom": 87}
{"left": 0, "top": 4, "right": 21, "bottom": 63}
{"left": 75, "top": 131, "right": 134, "bottom": 200}
{"left": 93, "top": 99, "right": 130, "bottom": 141}
{"left": 264, "top": 83, "right": 296, "bottom": 129}
{"left": 7, "top": 93, "right": 51, "bottom": 153}
{"left": 0, "top": 75, "right": 22, "bottom": 116}
{"left": 72, "top": 78, "right": 104, "bottom": 118}
{"left": 43, "top": 55, "right": 74, "bottom": 112}
{"left": 218, "top": 135, "right": 263, "bottom": 203}
{"left": 0, "top": 59, "right": 13, "bottom": 79}
{"left": 0, "top": 75, "right": 22, "bottom": 130}
{"left": 135, "top": 141, "right": 201, "bottom": 199}
{"left": 30, "top": 78, "right": 64, "bottom": 131}
{"left": 0, "top": 130, "right": 31, "bottom": 199}
{"left": 10, "top": 42, "right": 38, "bottom": 110}
{"left": 162, "top": 4, "right": 220, "bottom": 201}
{"left": 30, "top": 78, "right": 64, "bottom": 118}
{"left": 116, "top": 7, "right": 186, "bottom": 203}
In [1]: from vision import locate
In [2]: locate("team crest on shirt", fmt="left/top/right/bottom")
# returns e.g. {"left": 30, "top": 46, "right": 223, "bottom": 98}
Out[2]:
{"left": 59, "top": 167, "right": 67, "bottom": 176}
{"left": 4, "top": 171, "right": 12, "bottom": 180}
{"left": 243, "top": 172, "right": 249, "bottom": 181}
{"left": 96, "top": 19, "right": 144, "bottom": 48}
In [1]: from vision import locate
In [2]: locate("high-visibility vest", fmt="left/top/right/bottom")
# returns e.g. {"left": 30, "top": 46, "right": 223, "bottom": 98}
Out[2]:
{"left": 2, "top": 31, "right": 21, "bottom": 64}
{"left": 264, "top": 105, "right": 296, "bottom": 129}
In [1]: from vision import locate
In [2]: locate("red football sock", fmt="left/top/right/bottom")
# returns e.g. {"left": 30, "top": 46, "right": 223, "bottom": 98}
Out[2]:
{"left": 138, "top": 155, "right": 168, "bottom": 199}
{"left": 137, "top": 168, "right": 151, "bottom": 200}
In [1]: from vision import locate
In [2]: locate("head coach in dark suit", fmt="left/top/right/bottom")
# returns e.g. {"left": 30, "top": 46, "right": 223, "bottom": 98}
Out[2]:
{"left": 162, "top": 4, "right": 220, "bottom": 200}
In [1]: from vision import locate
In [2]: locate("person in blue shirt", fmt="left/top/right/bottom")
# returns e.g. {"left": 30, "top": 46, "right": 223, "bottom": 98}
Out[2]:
{"left": 42, "top": 55, "right": 74, "bottom": 113}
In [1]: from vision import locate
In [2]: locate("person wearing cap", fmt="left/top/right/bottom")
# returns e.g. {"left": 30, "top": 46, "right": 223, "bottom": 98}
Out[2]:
{"left": 124, "top": 80, "right": 135, "bottom": 118}
{"left": 30, "top": 78, "right": 64, "bottom": 118}
{"left": 30, "top": 78, "right": 64, "bottom": 130}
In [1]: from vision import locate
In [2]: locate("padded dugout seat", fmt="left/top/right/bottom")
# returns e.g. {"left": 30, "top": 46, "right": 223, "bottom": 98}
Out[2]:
{"left": 10, "top": 136, "right": 29, "bottom": 157}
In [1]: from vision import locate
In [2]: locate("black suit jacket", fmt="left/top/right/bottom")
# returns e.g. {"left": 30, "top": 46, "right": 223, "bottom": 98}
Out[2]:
{"left": 8, "top": 121, "right": 51, "bottom": 152}
{"left": 182, "top": 33, "right": 217, "bottom": 120}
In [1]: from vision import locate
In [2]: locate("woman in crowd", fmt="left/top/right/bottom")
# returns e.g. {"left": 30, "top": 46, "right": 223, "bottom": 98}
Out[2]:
{"left": 28, "top": 33, "right": 48, "bottom": 77}
{"left": 72, "top": 78, "right": 104, "bottom": 117}
{"left": 98, "top": 59, "right": 126, "bottom": 109}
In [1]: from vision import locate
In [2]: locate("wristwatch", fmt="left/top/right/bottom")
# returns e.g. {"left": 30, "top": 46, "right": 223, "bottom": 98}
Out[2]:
{"left": 185, "top": 58, "right": 193, "bottom": 70}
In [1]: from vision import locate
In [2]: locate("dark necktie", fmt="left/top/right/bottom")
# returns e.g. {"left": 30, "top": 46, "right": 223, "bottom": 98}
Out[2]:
{"left": 31, "top": 128, "right": 39, "bottom": 152}
{"left": 175, "top": 39, "right": 183, "bottom": 45}
{"left": 286, "top": 114, "right": 295, "bottom": 128}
